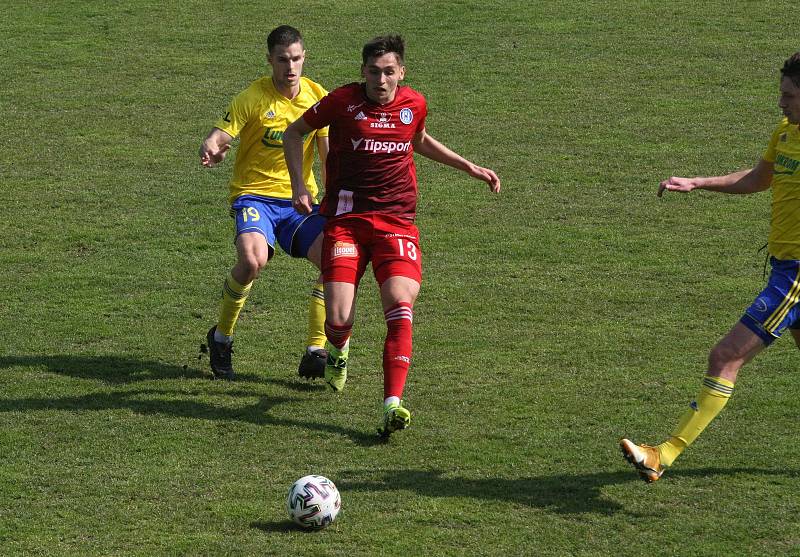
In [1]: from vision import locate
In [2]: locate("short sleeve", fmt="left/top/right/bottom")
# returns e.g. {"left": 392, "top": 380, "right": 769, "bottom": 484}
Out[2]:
{"left": 213, "top": 88, "right": 252, "bottom": 138}
{"left": 303, "top": 89, "right": 343, "bottom": 130}
{"left": 763, "top": 122, "right": 784, "bottom": 163}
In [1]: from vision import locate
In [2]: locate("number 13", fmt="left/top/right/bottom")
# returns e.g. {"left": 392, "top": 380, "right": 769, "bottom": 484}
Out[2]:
{"left": 396, "top": 239, "right": 418, "bottom": 260}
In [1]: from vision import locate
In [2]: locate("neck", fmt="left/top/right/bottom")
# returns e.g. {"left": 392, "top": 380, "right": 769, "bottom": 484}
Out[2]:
{"left": 272, "top": 76, "right": 300, "bottom": 99}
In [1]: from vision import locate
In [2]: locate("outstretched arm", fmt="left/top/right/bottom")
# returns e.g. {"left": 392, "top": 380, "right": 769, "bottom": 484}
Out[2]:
{"left": 658, "top": 159, "right": 773, "bottom": 197}
{"left": 284, "top": 118, "right": 316, "bottom": 214}
{"left": 412, "top": 129, "right": 501, "bottom": 193}
{"left": 199, "top": 128, "right": 233, "bottom": 168}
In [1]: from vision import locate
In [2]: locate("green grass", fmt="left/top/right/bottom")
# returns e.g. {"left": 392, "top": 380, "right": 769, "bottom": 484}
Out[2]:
{"left": 2, "top": 0, "right": 800, "bottom": 555}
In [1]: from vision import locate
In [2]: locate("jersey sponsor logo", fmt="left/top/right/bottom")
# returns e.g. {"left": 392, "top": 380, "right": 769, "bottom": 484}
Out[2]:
{"left": 350, "top": 137, "right": 412, "bottom": 154}
{"left": 262, "top": 127, "right": 310, "bottom": 148}
{"left": 399, "top": 108, "right": 413, "bottom": 125}
{"left": 262, "top": 127, "right": 285, "bottom": 148}
{"left": 775, "top": 152, "right": 800, "bottom": 175}
{"left": 332, "top": 241, "right": 357, "bottom": 258}
{"left": 354, "top": 111, "right": 367, "bottom": 121}
{"left": 370, "top": 112, "right": 395, "bottom": 128}
{"left": 223, "top": 111, "right": 231, "bottom": 123}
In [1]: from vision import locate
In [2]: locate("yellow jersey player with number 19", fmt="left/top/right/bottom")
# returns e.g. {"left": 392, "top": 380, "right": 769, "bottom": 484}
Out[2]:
{"left": 621, "top": 52, "right": 800, "bottom": 482}
{"left": 199, "top": 25, "right": 332, "bottom": 381}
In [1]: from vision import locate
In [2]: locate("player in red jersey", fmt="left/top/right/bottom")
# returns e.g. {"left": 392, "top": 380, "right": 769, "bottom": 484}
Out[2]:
{"left": 284, "top": 34, "right": 500, "bottom": 438}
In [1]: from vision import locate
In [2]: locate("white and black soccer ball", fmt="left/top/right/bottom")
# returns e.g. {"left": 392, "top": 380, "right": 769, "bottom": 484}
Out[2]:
{"left": 286, "top": 474, "right": 341, "bottom": 530}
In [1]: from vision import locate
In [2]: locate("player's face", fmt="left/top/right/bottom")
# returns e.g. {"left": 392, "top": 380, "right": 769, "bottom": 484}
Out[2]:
{"left": 361, "top": 53, "right": 405, "bottom": 104}
{"left": 268, "top": 42, "right": 305, "bottom": 93}
{"left": 779, "top": 76, "right": 800, "bottom": 125}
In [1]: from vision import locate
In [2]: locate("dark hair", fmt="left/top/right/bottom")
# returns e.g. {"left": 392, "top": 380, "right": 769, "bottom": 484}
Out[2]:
{"left": 267, "top": 25, "right": 303, "bottom": 54}
{"left": 361, "top": 34, "right": 405, "bottom": 65}
{"left": 780, "top": 52, "right": 800, "bottom": 87}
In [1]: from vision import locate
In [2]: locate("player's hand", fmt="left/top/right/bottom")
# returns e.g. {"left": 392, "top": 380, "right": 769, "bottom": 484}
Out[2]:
{"left": 658, "top": 176, "right": 697, "bottom": 197}
{"left": 469, "top": 165, "right": 501, "bottom": 193}
{"left": 199, "top": 143, "right": 230, "bottom": 168}
{"left": 293, "top": 188, "right": 314, "bottom": 215}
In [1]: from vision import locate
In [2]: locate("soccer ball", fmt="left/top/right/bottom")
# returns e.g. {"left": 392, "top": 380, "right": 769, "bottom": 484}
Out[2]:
{"left": 286, "top": 475, "right": 341, "bottom": 530}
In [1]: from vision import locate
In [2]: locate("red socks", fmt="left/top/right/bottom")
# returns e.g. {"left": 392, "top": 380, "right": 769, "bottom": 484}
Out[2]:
{"left": 324, "top": 321, "right": 351, "bottom": 350}
{"left": 383, "top": 302, "right": 414, "bottom": 399}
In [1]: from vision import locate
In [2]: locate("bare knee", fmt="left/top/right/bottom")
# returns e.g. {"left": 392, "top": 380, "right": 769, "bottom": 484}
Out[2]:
{"left": 234, "top": 254, "right": 267, "bottom": 283}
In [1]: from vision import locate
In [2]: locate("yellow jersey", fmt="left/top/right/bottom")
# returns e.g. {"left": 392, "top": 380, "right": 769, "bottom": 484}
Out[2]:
{"left": 764, "top": 118, "right": 800, "bottom": 260}
{"left": 214, "top": 76, "right": 328, "bottom": 204}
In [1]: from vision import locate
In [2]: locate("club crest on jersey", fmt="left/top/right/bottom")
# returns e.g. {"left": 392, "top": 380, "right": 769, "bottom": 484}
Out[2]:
{"left": 399, "top": 108, "right": 413, "bottom": 125}
{"left": 265, "top": 110, "right": 275, "bottom": 119}
{"left": 332, "top": 242, "right": 357, "bottom": 258}
{"left": 370, "top": 112, "right": 395, "bottom": 128}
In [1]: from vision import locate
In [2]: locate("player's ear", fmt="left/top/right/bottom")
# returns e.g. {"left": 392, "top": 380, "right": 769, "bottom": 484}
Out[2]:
{"left": 360, "top": 64, "right": 366, "bottom": 79}
{"left": 398, "top": 65, "right": 406, "bottom": 81}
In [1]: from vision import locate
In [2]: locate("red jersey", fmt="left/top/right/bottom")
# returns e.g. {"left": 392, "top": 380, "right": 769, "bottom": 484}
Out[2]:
{"left": 302, "top": 83, "right": 427, "bottom": 220}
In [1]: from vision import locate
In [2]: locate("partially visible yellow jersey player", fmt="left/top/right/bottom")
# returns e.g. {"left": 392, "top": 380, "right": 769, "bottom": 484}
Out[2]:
{"left": 621, "top": 52, "right": 800, "bottom": 482}
{"left": 199, "top": 25, "right": 330, "bottom": 381}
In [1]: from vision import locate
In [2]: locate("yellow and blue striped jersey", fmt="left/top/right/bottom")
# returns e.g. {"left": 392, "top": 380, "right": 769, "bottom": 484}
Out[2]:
{"left": 764, "top": 118, "right": 800, "bottom": 260}
{"left": 214, "top": 76, "right": 328, "bottom": 204}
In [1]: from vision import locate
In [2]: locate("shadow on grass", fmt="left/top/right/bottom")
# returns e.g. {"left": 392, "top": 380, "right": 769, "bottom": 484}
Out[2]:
{"left": 0, "top": 354, "right": 207, "bottom": 384}
{"left": 0, "top": 354, "right": 380, "bottom": 446}
{"left": 250, "top": 520, "right": 323, "bottom": 534}
{"left": 336, "top": 467, "right": 800, "bottom": 516}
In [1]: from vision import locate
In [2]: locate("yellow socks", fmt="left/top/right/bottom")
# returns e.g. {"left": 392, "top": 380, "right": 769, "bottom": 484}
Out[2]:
{"left": 306, "top": 282, "right": 327, "bottom": 349}
{"left": 657, "top": 375, "right": 734, "bottom": 466}
{"left": 217, "top": 272, "right": 252, "bottom": 337}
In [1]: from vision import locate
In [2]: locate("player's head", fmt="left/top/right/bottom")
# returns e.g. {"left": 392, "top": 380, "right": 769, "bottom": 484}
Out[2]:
{"left": 361, "top": 34, "right": 406, "bottom": 105}
{"left": 267, "top": 25, "right": 304, "bottom": 55}
{"left": 779, "top": 52, "right": 800, "bottom": 124}
{"left": 267, "top": 25, "right": 306, "bottom": 94}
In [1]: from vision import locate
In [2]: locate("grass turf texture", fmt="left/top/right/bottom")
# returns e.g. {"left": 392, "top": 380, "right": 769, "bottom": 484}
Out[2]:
{"left": 2, "top": 0, "right": 800, "bottom": 555}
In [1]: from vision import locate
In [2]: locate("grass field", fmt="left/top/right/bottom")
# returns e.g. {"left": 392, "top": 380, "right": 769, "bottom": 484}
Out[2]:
{"left": 2, "top": 1, "right": 800, "bottom": 555}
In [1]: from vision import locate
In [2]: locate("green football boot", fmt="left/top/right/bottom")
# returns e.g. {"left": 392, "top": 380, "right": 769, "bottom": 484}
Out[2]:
{"left": 378, "top": 401, "right": 411, "bottom": 438}
{"left": 323, "top": 341, "right": 349, "bottom": 392}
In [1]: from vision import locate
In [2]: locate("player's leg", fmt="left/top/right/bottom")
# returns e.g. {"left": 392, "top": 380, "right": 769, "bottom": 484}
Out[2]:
{"left": 621, "top": 323, "right": 763, "bottom": 482}
{"left": 322, "top": 281, "right": 357, "bottom": 392}
{"left": 279, "top": 207, "right": 329, "bottom": 378}
{"left": 317, "top": 217, "right": 368, "bottom": 392}
{"left": 622, "top": 258, "right": 800, "bottom": 481}
{"left": 207, "top": 199, "right": 276, "bottom": 380}
{"left": 377, "top": 276, "right": 419, "bottom": 437}
{"left": 373, "top": 217, "right": 422, "bottom": 437}
{"left": 789, "top": 325, "right": 800, "bottom": 349}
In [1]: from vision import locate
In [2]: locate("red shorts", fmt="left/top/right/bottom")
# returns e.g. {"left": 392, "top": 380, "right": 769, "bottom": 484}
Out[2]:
{"left": 321, "top": 213, "right": 422, "bottom": 286}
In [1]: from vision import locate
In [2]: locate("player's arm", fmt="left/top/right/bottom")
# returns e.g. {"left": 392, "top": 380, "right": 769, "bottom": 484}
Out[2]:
{"left": 412, "top": 129, "right": 500, "bottom": 193}
{"left": 658, "top": 159, "right": 773, "bottom": 197}
{"left": 199, "top": 128, "right": 234, "bottom": 168}
{"left": 316, "top": 134, "right": 329, "bottom": 186}
{"left": 284, "top": 117, "right": 316, "bottom": 214}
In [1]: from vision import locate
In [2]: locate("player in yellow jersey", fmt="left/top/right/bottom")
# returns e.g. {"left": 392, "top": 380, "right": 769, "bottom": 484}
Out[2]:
{"left": 199, "top": 25, "right": 330, "bottom": 380}
{"left": 621, "top": 52, "right": 800, "bottom": 482}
